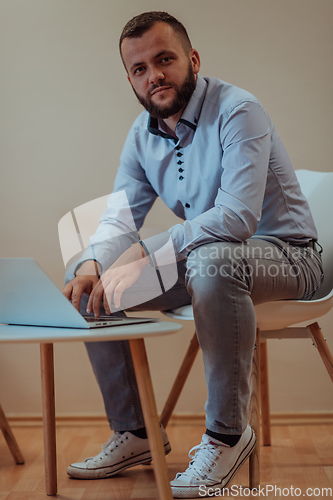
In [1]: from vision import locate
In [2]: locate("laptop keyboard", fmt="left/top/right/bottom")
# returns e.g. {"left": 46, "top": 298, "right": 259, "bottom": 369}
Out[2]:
{"left": 84, "top": 316, "right": 125, "bottom": 323}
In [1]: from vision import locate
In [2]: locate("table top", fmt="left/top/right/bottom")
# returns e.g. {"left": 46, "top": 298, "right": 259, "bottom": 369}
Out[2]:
{"left": 0, "top": 321, "right": 182, "bottom": 344}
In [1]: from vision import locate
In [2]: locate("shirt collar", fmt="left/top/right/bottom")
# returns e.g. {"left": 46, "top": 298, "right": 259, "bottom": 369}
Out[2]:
{"left": 148, "top": 75, "right": 208, "bottom": 138}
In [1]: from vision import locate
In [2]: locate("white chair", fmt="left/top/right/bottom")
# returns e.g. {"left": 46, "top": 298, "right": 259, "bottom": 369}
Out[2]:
{"left": 160, "top": 169, "right": 333, "bottom": 488}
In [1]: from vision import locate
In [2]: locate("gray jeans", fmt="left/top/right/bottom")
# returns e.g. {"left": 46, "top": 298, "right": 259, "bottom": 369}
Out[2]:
{"left": 71, "top": 238, "right": 323, "bottom": 435}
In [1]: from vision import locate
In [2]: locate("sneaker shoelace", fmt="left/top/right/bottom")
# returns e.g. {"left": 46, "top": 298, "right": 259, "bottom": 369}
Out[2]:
{"left": 176, "top": 438, "right": 225, "bottom": 482}
{"left": 86, "top": 432, "right": 126, "bottom": 464}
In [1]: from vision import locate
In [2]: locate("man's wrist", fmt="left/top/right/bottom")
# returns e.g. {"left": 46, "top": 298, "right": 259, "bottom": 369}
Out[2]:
{"left": 74, "top": 260, "right": 101, "bottom": 277}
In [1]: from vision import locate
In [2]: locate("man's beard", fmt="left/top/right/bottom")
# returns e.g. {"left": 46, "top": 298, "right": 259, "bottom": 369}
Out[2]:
{"left": 132, "top": 62, "right": 197, "bottom": 119}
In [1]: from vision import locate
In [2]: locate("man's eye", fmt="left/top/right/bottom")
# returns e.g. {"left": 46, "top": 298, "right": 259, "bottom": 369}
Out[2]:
{"left": 161, "top": 57, "right": 171, "bottom": 63}
{"left": 134, "top": 67, "right": 145, "bottom": 75}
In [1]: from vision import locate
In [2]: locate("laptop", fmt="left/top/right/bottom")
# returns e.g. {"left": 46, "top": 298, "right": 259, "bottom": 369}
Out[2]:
{"left": 0, "top": 258, "right": 157, "bottom": 329}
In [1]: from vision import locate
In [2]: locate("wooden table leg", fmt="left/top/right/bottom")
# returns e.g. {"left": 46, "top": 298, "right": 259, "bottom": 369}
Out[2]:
{"left": 40, "top": 343, "right": 57, "bottom": 496}
{"left": 0, "top": 402, "right": 24, "bottom": 464}
{"left": 129, "top": 338, "right": 173, "bottom": 500}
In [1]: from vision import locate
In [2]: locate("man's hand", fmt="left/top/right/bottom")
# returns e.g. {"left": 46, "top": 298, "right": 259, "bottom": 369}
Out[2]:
{"left": 62, "top": 260, "right": 100, "bottom": 312}
{"left": 87, "top": 243, "right": 149, "bottom": 317}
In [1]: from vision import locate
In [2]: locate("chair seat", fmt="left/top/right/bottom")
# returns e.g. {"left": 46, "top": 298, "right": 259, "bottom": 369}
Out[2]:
{"left": 164, "top": 305, "right": 194, "bottom": 321}
{"left": 165, "top": 288, "right": 333, "bottom": 331}
{"left": 254, "top": 289, "right": 333, "bottom": 330}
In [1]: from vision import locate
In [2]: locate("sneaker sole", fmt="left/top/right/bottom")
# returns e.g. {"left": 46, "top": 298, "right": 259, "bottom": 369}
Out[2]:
{"left": 67, "top": 441, "right": 171, "bottom": 479}
{"left": 171, "top": 429, "right": 256, "bottom": 498}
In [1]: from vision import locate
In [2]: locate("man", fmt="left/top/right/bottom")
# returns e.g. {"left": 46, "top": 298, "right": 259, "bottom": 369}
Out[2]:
{"left": 62, "top": 11, "right": 323, "bottom": 498}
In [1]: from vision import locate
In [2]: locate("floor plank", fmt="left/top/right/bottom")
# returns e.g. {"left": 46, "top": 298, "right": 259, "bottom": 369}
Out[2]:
{"left": 0, "top": 423, "right": 332, "bottom": 499}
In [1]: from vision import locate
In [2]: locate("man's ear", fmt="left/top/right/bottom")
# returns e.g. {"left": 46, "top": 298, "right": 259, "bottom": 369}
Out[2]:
{"left": 127, "top": 74, "right": 134, "bottom": 87}
{"left": 190, "top": 49, "right": 201, "bottom": 75}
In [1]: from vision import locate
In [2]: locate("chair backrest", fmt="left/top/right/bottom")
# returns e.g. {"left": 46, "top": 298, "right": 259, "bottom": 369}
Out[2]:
{"left": 296, "top": 169, "right": 333, "bottom": 299}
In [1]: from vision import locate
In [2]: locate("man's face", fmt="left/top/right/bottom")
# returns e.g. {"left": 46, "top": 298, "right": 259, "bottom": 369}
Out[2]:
{"left": 121, "top": 22, "right": 200, "bottom": 120}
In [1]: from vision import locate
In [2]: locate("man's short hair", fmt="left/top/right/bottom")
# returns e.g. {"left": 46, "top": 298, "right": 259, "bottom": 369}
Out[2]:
{"left": 119, "top": 11, "right": 192, "bottom": 65}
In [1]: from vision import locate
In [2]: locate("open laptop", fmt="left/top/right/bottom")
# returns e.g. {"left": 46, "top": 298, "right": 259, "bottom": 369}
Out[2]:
{"left": 0, "top": 258, "right": 157, "bottom": 329}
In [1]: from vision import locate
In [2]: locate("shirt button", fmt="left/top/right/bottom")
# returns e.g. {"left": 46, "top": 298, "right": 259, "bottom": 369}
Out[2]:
{"left": 177, "top": 160, "right": 184, "bottom": 165}
{"left": 178, "top": 168, "right": 184, "bottom": 173}
{"left": 177, "top": 152, "right": 183, "bottom": 157}
{"left": 175, "top": 145, "right": 182, "bottom": 150}
{"left": 179, "top": 176, "right": 184, "bottom": 181}
{"left": 185, "top": 203, "right": 190, "bottom": 208}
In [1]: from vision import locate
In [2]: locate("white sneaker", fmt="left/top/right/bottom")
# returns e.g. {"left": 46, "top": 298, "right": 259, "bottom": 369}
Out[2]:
{"left": 170, "top": 425, "right": 256, "bottom": 498}
{"left": 67, "top": 426, "right": 171, "bottom": 479}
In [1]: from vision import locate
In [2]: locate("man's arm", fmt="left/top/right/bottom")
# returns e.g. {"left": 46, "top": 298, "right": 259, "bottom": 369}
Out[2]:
{"left": 175, "top": 101, "right": 271, "bottom": 254}
{"left": 142, "top": 101, "right": 272, "bottom": 264}
{"left": 62, "top": 123, "right": 158, "bottom": 314}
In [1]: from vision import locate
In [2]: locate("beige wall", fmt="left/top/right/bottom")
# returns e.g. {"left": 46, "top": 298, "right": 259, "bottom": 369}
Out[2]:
{"left": 0, "top": 0, "right": 332, "bottom": 420}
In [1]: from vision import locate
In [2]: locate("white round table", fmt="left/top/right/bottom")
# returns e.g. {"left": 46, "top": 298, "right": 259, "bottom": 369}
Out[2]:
{"left": 0, "top": 320, "right": 182, "bottom": 500}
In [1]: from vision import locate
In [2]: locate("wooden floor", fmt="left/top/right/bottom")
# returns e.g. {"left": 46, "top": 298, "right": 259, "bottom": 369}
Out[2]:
{"left": 0, "top": 421, "right": 333, "bottom": 499}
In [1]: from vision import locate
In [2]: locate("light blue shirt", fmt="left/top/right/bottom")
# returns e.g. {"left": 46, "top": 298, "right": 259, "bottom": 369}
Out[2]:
{"left": 81, "top": 76, "right": 317, "bottom": 272}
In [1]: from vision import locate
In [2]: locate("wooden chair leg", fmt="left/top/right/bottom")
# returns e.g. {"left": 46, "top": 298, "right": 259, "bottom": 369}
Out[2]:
{"left": 40, "top": 343, "right": 57, "bottom": 496}
{"left": 249, "top": 328, "right": 260, "bottom": 490}
{"left": 309, "top": 322, "right": 333, "bottom": 382}
{"left": 0, "top": 402, "right": 24, "bottom": 464}
{"left": 129, "top": 338, "right": 173, "bottom": 500}
{"left": 260, "top": 340, "right": 271, "bottom": 446}
{"left": 160, "top": 332, "right": 200, "bottom": 429}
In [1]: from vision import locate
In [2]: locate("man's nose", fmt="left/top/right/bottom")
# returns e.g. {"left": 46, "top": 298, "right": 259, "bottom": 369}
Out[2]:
{"left": 149, "top": 66, "right": 165, "bottom": 85}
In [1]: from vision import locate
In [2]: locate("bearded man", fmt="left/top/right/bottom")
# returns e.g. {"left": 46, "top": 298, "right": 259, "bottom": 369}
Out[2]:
{"left": 63, "top": 11, "right": 323, "bottom": 498}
